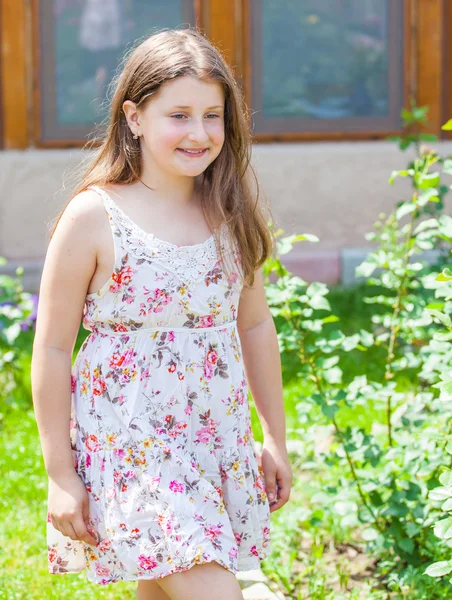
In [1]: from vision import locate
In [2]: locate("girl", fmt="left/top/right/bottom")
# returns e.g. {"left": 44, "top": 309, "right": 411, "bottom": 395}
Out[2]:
{"left": 31, "top": 28, "right": 292, "bottom": 600}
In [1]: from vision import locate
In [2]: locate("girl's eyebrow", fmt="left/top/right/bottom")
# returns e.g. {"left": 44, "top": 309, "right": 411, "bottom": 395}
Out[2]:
{"left": 171, "top": 105, "right": 223, "bottom": 110}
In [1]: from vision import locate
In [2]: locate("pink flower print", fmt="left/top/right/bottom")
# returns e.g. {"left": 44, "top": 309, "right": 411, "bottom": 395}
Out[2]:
{"left": 48, "top": 547, "right": 58, "bottom": 563}
{"left": 71, "top": 375, "right": 76, "bottom": 393}
{"left": 95, "top": 563, "right": 111, "bottom": 577}
{"left": 169, "top": 480, "right": 185, "bottom": 494}
{"left": 227, "top": 271, "right": 238, "bottom": 284}
{"left": 167, "top": 331, "right": 175, "bottom": 342}
{"left": 195, "top": 426, "right": 213, "bottom": 444}
{"left": 93, "top": 378, "right": 106, "bottom": 396}
{"left": 113, "top": 323, "right": 128, "bottom": 333}
{"left": 122, "top": 348, "right": 136, "bottom": 366}
{"left": 235, "top": 387, "right": 245, "bottom": 405}
{"left": 112, "top": 265, "right": 134, "bottom": 287}
{"left": 97, "top": 538, "right": 111, "bottom": 553}
{"left": 203, "top": 358, "right": 214, "bottom": 380}
{"left": 207, "top": 349, "right": 218, "bottom": 365}
{"left": 205, "top": 524, "right": 223, "bottom": 541}
{"left": 86, "top": 453, "right": 92, "bottom": 468}
{"left": 109, "top": 352, "right": 124, "bottom": 368}
{"left": 138, "top": 554, "right": 158, "bottom": 571}
{"left": 148, "top": 288, "right": 172, "bottom": 313}
{"left": 234, "top": 531, "right": 242, "bottom": 545}
{"left": 199, "top": 315, "right": 214, "bottom": 328}
{"left": 113, "top": 448, "right": 126, "bottom": 460}
{"left": 47, "top": 512, "right": 52, "bottom": 523}
{"left": 130, "top": 528, "right": 141, "bottom": 539}
{"left": 85, "top": 434, "right": 101, "bottom": 452}
{"left": 119, "top": 523, "right": 128, "bottom": 531}
{"left": 228, "top": 546, "right": 238, "bottom": 559}
{"left": 250, "top": 545, "right": 259, "bottom": 557}
{"left": 184, "top": 404, "right": 193, "bottom": 416}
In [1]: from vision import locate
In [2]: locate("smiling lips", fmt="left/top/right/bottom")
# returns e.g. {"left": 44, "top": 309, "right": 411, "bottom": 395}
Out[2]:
{"left": 177, "top": 148, "right": 208, "bottom": 157}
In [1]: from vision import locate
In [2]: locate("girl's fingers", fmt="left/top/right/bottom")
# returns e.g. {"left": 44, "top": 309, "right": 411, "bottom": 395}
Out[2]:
{"left": 72, "top": 517, "right": 98, "bottom": 546}
{"left": 263, "top": 471, "right": 277, "bottom": 504}
{"left": 53, "top": 518, "right": 69, "bottom": 539}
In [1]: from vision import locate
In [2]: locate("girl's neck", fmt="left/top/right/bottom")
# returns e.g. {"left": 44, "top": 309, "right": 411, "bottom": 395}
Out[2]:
{"left": 138, "top": 167, "right": 200, "bottom": 208}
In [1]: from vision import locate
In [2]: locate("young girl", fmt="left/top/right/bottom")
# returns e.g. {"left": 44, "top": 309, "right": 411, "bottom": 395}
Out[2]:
{"left": 31, "top": 28, "right": 292, "bottom": 600}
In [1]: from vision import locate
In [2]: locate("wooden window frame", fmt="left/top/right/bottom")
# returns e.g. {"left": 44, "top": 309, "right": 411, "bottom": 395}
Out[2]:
{"left": 443, "top": 0, "right": 452, "bottom": 138}
{"left": 0, "top": 0, "right": 450, "bottom": 148}
{"left": 247, "top": 0, "right": 405, "bottom": 139}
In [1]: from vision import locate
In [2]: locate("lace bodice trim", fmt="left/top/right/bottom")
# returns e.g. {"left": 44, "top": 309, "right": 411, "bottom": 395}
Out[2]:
{"left": 90, "top": 185, "right": 235, "bottom": 287}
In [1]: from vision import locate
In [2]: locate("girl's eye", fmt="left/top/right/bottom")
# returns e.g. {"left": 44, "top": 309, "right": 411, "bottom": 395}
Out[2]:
{"left": 171, "top": 114, "right": 220, "bottom": 120}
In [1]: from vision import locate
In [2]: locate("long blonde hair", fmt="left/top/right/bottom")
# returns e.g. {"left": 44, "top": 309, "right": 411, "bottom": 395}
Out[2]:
{"left": 52, "top": 28, "right": 275, "bottom": 287}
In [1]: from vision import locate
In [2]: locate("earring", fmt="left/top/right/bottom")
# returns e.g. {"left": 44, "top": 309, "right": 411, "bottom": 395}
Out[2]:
{"left": 133, "top": 133, "right": 139, "bottom": 140}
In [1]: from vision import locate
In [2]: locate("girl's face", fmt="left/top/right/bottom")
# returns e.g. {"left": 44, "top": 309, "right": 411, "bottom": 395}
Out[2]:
{"left": 124, "top": 75, "right": 225, "bottom": 179}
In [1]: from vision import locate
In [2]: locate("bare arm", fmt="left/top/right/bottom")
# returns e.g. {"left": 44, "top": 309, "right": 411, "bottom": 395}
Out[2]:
{"left": 31, "top": 190, "right": 103, "bottom": 481}
{"left": 31, "top": 190, "right": 109, "bottom": 545}
{"left": 237, "top": 268, "right": 285, "bottom": 443}
{"left": 237, "top": 268, "right": 292, "bottom": 511}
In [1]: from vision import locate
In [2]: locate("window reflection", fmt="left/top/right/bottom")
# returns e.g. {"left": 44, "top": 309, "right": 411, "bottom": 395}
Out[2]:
{"left": 53, "top": 0, "right": 191, "bottom": 127}
{"left": 260, "top": 0, "right": 392, "bottom": 120}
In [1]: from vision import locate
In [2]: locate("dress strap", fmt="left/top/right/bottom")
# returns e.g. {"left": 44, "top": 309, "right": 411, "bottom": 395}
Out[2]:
{"left": 86, "top": 184, "right": 127, "bottom": 260}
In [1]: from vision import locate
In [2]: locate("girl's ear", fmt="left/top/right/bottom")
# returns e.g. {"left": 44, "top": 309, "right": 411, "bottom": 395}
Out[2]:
{"left": 122, "top": 100, "right": 141, "bottom": 136}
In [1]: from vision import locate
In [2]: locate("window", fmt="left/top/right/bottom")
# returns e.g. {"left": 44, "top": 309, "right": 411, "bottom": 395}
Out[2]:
{"left": 1, "top": 0, "right": 449, "bottom": 148}
{"left": 36, "top": 0, "right": 197, "bottom": 144}
{"left": 249, "top": 0, "right": 405, "bottom": 136}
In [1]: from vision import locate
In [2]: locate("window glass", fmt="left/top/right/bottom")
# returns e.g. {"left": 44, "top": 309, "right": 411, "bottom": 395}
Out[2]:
{"left": 40, "top": 0, "right": 195, "bottom": 140}
{"left": 251, "top": 0, "right": 404, "bottom": 133}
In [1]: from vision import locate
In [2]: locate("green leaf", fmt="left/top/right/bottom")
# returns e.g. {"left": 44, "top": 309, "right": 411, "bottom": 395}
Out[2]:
{"left": 418, "top": 188, "right": 440, "bottom": 206}
{"left": 439, "top": 215, "right": 452, "bottom": 238}
{"left": 361, "top": 527, "right": 379, "bottom": 541}
{"left": 397, "top": 538, "right": 414, "bottom": 554}
{"left": 442, "top": 498, "right": 452, "bottom": 511}
{"left": 439, "top": 471, "right": 452, "bottom": 487}
{"left": 424, "top": 561, "right": 452, "bottom": 577}
{"left": 441, "top": 119, "right": 452, "bottom": 130}
{"left": 413, "top": 218, "right": 439, "bottom": 235}
{"left": 443, "top": 158, "right": 452, "bottom": 175}
{"left": 396, "top": 202, "right": 416, "bottom": 221}
{"left": 434, "top": 517, "right": 452, "bottom": 539}
{"left": 416, "top": 172, "right": 440, "bottom": 189}
{"left": 389, "top": 169, "right": 410, "bottom": 184}
{"left": 429, "top": 486, "right": 452, "bottom": 502}
{"left": 428, "top": 309, "right": 452, "bottom": 328}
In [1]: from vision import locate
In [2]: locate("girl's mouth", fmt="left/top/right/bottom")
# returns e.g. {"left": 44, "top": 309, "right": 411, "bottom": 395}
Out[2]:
{"left": 177, "top": 148, "right": 208, "bottom": 158}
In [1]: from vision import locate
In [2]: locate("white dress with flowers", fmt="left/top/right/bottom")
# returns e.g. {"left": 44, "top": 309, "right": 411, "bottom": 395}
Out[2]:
{"left": 46, "top": 184, "right": 271, "bottom": 585}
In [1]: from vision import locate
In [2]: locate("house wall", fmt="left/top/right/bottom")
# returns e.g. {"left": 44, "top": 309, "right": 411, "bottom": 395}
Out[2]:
{"left": 1, "top": 140, "right": 451, "bottom": 292}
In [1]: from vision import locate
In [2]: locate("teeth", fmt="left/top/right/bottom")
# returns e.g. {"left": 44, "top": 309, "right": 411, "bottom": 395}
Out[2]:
{"left": 181, "top": 149, "right": 205, "bottom": 154}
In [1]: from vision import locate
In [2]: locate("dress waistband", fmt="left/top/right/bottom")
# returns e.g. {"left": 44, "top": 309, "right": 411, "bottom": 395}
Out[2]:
{"left": 91, "top": 320, "right": 238, "bottom": 336}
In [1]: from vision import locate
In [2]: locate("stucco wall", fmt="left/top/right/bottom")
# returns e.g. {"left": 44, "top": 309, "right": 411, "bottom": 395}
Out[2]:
{"left": 1, "top": 140, "right": 451, "bottom": 291}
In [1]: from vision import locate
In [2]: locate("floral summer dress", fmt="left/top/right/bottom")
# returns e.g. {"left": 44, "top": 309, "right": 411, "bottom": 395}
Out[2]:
{"left": 47, "top": 185, "right": 272, "bottom": 584}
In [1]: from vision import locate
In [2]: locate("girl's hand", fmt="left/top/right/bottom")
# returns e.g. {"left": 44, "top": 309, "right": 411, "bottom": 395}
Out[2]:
{"left": 260, "top": 437, "right": 293, "bottom": 513}
{"left": 48, "top": 472, "right": 98, "bottom": 547}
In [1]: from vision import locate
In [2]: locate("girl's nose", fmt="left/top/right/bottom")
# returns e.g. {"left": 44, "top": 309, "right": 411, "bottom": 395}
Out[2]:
{"left": 187, "top": 119, "right": 209, "bottom": 143}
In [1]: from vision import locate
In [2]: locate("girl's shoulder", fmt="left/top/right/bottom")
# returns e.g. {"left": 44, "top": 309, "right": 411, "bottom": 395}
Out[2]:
{"left": 54, "top": 187, "right": 110, "bottom": 243}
